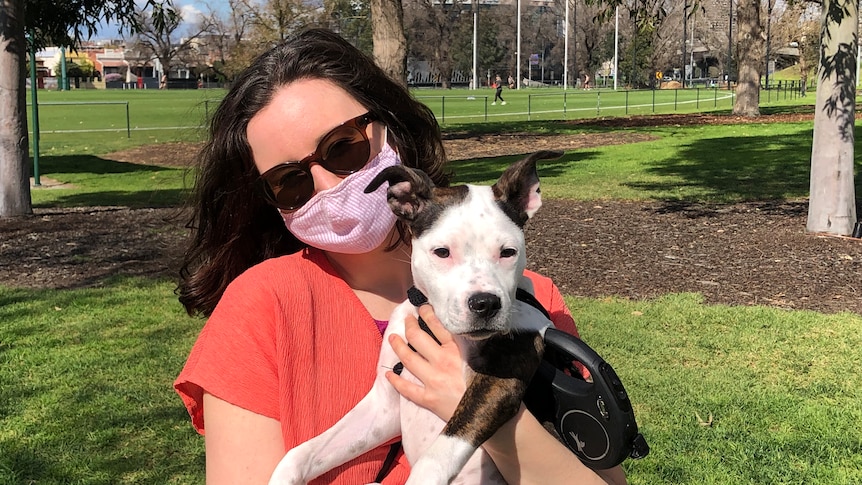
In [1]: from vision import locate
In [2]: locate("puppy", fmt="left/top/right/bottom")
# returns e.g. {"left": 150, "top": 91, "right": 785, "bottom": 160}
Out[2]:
{"left": 270, "top": 151, "right": 564, "bottom": 485}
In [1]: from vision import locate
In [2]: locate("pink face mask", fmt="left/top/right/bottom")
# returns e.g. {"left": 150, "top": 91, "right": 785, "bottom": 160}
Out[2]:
{"left": 281, "top": 143, "right": 400, "bottom": 254}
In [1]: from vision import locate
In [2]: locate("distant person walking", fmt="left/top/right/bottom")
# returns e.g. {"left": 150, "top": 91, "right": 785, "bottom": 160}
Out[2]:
{"left": 492, "top": 74, "right": 506, "bottom": 105}
{"left": 583, "top": 73, "right": 591, "bottom": 90}
{"left": 508, "top": 74, "right": 515, "bottom": 89}
{"left": 160, "top": 74, "right": 167, "bottom": 90}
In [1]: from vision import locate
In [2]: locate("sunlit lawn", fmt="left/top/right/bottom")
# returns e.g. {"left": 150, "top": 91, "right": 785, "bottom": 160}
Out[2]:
{"left": 5, "top": 98, "right": 862, "bottom": 484}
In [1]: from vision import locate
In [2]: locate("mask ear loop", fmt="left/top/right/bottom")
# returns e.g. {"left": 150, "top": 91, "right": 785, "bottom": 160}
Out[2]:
{"left": 382, "top": 124, "right": 389, "bottom": 151}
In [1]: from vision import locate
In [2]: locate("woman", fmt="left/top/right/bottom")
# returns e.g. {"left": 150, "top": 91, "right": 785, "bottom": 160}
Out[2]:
{"left": 174, "top": 28, "right": 626, "bottom": 485}
{"left": 493, "top": 74, "right": 506, "bottom": 105}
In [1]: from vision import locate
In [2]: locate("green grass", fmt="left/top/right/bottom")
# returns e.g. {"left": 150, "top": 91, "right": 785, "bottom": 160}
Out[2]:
{"left": 570, "top": 294, "right": 862, "bottom": 484}
{"left": 27, "top": 89, "right": 214, "bottom": 154}
{"left": 25, "top": 85, "right": 815, "bottom": 150}
{"left": 8, "top": 94, "right": 862, "bottom": 484}
{"left": 3, "top": 284, "right": 860, "bottom": 484}
{"left": 36, "top": 111, "right": 854, "bottom": 209}
{"left": 412, "top": 84, "right": 812, "bottom": 124}
{"left": 449, "top": 119, "right": 860, "bottom": 203}
{"left": 30, "top": 155, "right": 188, "bottom": 208}
{"left": 0, "top": 278, "right": 205, "bottom": 484}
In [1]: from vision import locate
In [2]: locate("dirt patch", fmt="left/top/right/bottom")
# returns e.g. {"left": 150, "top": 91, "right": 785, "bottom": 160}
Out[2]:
{"left": 442, "top": 132, "right": 659, "bottom": 160}
{"left": 105, "top": 141, "right": 200, "bottom": 169}
{"left": 103, "top": 132, "right": 659, "bottom": 168}
{"left": 3, "top": 111, "right": 859, "bottom": 316}
{"left": 30, "top": 176, "right": 75, "bottom": 190}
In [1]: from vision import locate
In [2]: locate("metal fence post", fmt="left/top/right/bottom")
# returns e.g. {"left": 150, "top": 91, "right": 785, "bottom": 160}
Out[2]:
{"left": 28, "top": 38, "right": 41, "bottom": 186}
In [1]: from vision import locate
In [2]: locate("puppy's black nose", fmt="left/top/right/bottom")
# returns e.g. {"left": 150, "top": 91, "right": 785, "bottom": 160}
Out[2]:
{"left": 468, "top": 292, "right": 501, "bottom": 319}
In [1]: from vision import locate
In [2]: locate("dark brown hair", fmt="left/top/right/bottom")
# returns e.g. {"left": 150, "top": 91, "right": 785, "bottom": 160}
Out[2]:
{"left": 178, "top": 29, "right": 449, "bottom": 317}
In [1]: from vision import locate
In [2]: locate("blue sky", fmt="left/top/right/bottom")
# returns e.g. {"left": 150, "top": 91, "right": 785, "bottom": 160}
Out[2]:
{"left": 93, "top": 0, "right": 219, "bottom": 40}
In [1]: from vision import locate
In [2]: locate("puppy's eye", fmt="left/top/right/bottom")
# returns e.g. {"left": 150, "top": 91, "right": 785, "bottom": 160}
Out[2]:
{"left": 433, "top": 247, "right": 450, "bottom": 258}
{"left": 501, "top": 248, "right": 518, "bottom": 258}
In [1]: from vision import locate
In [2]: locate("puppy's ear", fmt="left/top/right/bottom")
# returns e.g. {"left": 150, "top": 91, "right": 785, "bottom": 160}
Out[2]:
{"left": 365, "top": 165, "right": 435, "bottom": 221}
{"left": 492, "top": 150, "right": 562, "bottom": 227}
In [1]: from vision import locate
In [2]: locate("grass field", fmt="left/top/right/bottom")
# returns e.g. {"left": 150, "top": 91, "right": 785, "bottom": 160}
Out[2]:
{"left": 5, "top": 91, "right": 862, "bottom": 484}
{"left": 30, "top": 114, "right": 862, "bottom": 209}
{"left": 24, "top": 84, "right": 812, "bottom": 154}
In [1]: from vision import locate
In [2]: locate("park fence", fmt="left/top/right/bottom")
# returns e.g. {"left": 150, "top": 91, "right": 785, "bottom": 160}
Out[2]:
{"left": 416, "top": 84, "right": 810, "bottom": 125}
{"left": 26, "top": 85, "right": 813, "bottom": 140}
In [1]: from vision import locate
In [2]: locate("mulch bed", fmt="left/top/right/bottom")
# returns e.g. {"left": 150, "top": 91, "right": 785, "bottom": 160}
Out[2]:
{"left": 2, "top": 111, "right": 859, "bottom": 315}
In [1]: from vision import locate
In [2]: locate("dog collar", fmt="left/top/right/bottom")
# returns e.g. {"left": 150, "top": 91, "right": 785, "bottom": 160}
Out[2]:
{"left": 405, "top": 286, "right": 442, "bottom": 348}
{"left": 407, "top": 286, "right": 429, "bottom": 307}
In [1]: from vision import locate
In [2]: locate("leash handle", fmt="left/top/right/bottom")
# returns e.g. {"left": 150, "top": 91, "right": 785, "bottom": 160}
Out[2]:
{"left": 527, "top": 328, "right": 649, "bottom": 469}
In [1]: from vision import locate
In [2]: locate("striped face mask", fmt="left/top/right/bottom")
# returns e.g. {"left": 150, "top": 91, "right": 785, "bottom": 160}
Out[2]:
{"left": 280, "top": 142, "right": 400, "bottom": 254}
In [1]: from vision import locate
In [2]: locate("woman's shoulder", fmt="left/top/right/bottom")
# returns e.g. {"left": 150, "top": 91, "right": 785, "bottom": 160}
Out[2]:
{"left": 523, "top": 269, "right": 555, "bottom": 293}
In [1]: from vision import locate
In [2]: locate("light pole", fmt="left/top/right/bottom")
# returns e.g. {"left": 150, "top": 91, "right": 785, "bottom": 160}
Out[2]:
{"left": 564, "top": 0, "right": 569, "bottom": 89}
{"left": 727, "top": 0, "right": 733, "bottom": 86}
{"left": 765, "top": 0, "right": 774, "bottom": 89}
{"left": 516, "top": 0, "right": 521, "bottom": 89}
{"left": 614, "top": 6, "right": 619, "bottom": 90}
{"left": 472, "top": 0, "right": 478, "bottom": 89}
{"left": 682, "top": 0, "right": 688, "bottom": 86}
{"left": 689, "top": 7, "right": 695, "bottom": 86}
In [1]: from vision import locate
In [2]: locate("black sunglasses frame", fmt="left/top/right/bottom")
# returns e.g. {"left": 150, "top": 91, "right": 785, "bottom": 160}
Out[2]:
{"left": 257, "top": 113, "right": 376, "bottom": 211}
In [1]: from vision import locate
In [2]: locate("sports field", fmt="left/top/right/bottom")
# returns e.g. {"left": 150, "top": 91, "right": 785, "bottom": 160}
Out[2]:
{"left": 25, "top": 85, "right": 811, "bottom": 156}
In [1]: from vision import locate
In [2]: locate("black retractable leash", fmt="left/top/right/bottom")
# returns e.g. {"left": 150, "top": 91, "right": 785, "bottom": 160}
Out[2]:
{"left": 518, "top": 289, "right": 649, "bottom": 470}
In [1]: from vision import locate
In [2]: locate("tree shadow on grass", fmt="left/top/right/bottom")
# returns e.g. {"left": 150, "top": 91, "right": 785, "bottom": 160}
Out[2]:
{"left": 31, "top": 155, "right": 188, "bottom": 208}
{"left": 442, "top": 120, "right": 639, "bottom": 140}
{"left": 37, "top": 154, "right": 168, "bottom": 175}
{"left": 33, "top": 189, "right": 187, "bottom": 209}
{"left": 628, "top": 125, "right": 819, "bottom": 202}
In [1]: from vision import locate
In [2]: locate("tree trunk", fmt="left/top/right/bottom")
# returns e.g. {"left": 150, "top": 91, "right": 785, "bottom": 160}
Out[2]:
{"left": 0, "top": 0, "right": 32, "bottom": 218}
{"left": 807, "top": 0, "right": 858, "bottom": 236}
{"left": 732, "top": 0, "right": 762, "bottom": 117}
{"left": 370, "top": 0, "right": 407, "bottom": 86}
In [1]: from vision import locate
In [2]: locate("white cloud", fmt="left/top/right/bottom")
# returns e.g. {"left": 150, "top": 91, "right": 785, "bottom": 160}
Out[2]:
{"left": 180, "top": 3, "right": 204, "bottom": 25}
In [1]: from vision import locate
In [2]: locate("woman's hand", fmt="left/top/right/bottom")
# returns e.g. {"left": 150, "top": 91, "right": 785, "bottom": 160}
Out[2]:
{"left": 385, "top": 304, "right": 467, "bottom": 421}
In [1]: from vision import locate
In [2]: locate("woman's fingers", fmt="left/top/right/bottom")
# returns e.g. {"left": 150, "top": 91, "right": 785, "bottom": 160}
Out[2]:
{"left": 386, "top": 305, "right": 467, "bottom": 420}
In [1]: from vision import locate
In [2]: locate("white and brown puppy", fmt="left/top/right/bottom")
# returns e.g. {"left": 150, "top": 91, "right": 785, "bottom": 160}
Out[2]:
{"left": 269, "top": 150, "right": 564, "bottom": 485}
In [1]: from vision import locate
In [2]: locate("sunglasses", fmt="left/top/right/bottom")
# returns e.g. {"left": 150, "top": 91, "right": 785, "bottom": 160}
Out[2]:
{"left": 257, "top": 112, "right": 376, "bottom": 211}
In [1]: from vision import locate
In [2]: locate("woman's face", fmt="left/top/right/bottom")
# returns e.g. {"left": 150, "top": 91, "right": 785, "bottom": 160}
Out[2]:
{"left": 247, "top": 78, "right": 386, "bottom": 203}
